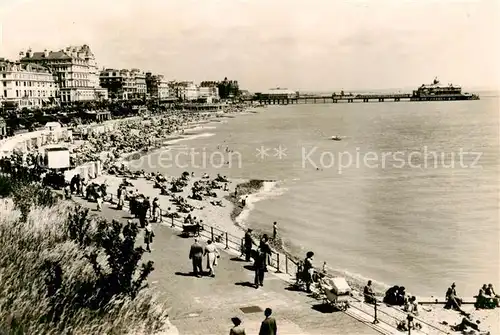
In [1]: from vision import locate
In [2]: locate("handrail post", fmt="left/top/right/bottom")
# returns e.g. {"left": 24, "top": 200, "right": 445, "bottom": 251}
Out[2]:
{"left": 171, "top": 215, "right": 174, "bottom": 228}
{"left": 210, "top": 226, "right": 214, "bottom": 241}
{"left": 110, "top": 193, "right": 113, "bottom": 203}
{"left": 407, "top": 314, "right": 413, "bottom": 335}
{"left": 285, "top": 254, "right": 288, "bottom": 274}
{"left": 373, "top": 302, "right": 379, "bottom": 324}
{"left": 275, "top": 253, "right": 282, "bottom": 273}
{"left": 225, "top": 232, "right": 229, "bottom": 249}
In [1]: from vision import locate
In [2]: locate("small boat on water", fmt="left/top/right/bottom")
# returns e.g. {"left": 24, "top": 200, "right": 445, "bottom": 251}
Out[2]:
{"left": 331, "top": 136, "right": 342, "bottom": 141}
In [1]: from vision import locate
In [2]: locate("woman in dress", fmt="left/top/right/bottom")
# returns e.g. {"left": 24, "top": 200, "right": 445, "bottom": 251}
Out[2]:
{"left": 96, "top": 190, "right": 103, "bottom": 211}
{"left": 204, "top": 240, "right": 219, "bottom": 277}
{"left": 144, "top": 222, "right": 154, "bottom": 252}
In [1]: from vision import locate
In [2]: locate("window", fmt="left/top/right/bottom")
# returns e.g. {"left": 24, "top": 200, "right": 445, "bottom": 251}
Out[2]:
{"left": 2, "top": 82, "right": 5, "bottom": 87}
{"left": 3, "top": 90, "right": 6, "bottom": 97}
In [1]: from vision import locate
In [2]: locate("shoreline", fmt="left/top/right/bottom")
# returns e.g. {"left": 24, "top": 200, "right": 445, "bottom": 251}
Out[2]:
{"left": 68, "top": 106, "right": 499, "bottom": 334}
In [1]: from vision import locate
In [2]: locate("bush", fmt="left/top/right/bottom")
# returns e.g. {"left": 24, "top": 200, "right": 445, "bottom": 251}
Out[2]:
{"left": 0, "top": 184, "right": 172, "bottom": 334}
{"left": 0, "top": 175, "right": 13, "bottom": 197}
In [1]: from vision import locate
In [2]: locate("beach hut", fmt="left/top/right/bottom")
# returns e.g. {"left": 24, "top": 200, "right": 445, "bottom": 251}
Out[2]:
{"left": 44, "top": 121, "right": 62, "bottom": 132}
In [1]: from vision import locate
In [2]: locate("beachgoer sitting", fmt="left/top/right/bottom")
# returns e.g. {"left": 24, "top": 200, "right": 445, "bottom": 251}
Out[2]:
{"left": 475, "top": 284, "right": 497, "bottom": 309}
{"left": 363, "top": 280, "right": 377, "bottom": 304}
{"left": 396, "top": 287, "right": 406, "bottom": 306}
{"left": 485, "top": 283, "right": 500, "bottom": 307}
{"left": 404, "top": 296, "right": 419, "bottom": 316}
{"left": 383, "top": 286, "right": 400, "bottom": 305}
{"left": 444, "top": 283, "right": 466, "bottom": 313}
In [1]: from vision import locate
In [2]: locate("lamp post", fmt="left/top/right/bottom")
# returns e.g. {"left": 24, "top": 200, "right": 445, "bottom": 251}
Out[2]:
{"left": 407, "top": 314, "right": 413, "bottom": 335}
{"left": 373, "top": 302, "right": 379, "bottom": 324}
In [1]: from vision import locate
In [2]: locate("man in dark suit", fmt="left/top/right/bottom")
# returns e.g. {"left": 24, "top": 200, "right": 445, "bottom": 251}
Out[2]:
{"left": 259, "top": 308, "right": 277, "bottom": 335}
{"left": 189, "top": 239, "right": 204, "bottom": 277}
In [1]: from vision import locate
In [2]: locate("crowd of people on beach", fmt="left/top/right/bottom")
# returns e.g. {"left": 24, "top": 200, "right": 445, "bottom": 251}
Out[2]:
{"left": 71, "top": 110, "right": 214, "bottom": 168}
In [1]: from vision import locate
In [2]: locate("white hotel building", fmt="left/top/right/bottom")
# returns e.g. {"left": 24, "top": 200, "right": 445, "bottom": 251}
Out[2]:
{"left": 19, "top": 45, "right": 107, "bottom": 103}
{"left": 0, "top": 59, "right": 58, "bottom": 108}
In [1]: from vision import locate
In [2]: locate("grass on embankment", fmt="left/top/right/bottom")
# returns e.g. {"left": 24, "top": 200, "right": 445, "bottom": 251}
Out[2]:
{"left": 226, "top": 179, "right": 264, "bottom": 223}
{"left": 0, "top": 176, "right": 174, "bottom": 335}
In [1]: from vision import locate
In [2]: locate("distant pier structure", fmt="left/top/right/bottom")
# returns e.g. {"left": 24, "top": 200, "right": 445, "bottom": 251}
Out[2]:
{"left": 250, "top": 83, "right": 479, "bottom": 105}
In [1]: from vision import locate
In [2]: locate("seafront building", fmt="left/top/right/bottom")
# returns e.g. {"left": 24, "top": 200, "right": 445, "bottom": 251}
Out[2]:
{"left": 197, "top": 86, "right": 219, "bottom": 103}
{"left": 168, "top": 81, "right": 219, "bottom": 102}
{"left": 145, "top": 73, "right": 173, "bottom": 101}
{"left": 100, "top": 68, "right": 147, "bottom": 100}
{"left": 0, "top": 58, "right": 58, "bottom": 109}
{"left": 169, "top": 81, "right": 199, "bottom": 101}
{"left": 158, "top": 77, "right": 171, "bottom": 100}
{"left": 19, "top": 45, "right": 108, "bottom": 104}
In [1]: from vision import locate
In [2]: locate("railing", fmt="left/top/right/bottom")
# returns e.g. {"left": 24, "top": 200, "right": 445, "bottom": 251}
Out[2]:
{"left": 104, "top": 192, "right": 300, "bottom": 278}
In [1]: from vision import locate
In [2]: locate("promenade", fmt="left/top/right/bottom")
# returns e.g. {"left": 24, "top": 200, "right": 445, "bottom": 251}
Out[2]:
{"left": 72, "top": 196, "right": 379, "bottom": 335}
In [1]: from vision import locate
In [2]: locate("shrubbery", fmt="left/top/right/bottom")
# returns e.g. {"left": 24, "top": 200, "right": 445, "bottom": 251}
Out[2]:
{"left": 0, "top": 175, "right": 173, "bottom": 334}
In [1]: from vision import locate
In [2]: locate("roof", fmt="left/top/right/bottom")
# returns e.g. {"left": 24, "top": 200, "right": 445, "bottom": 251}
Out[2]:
{"left": 21, "top": 50, "right": 71, "bottom": 61}
{"left": 259, "top": 88, "right": 297, "bottom": 95}
{"left": 45, "top": 122, "right": 62, "bottom": 128}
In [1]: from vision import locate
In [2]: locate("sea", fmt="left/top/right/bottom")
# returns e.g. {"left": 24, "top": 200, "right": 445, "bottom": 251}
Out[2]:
{"left": 135, "top": 93, "right": 499, "bottom": 297}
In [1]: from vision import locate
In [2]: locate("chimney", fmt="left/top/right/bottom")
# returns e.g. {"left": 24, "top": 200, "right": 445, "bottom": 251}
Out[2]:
{"left": 43, "top": 49, "right": 49, "bottom": 57}
{"left": 26, "top": 48, "right": 32, "bottom": 58}
{"left": 19, "top": 51, "right": 25, "bottom": 59}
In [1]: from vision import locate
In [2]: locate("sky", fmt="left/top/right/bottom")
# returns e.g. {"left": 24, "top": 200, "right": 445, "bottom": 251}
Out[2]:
{"left": 0, "top": 0, "right": 498, "bottom": 92}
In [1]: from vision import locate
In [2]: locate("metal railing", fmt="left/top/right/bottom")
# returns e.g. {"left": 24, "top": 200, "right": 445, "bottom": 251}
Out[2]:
{"left": 104, "top": 192, "right": 300, "bottom": 278}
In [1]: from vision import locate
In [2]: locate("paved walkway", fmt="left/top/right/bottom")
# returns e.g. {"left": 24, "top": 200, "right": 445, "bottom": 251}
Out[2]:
{"left": 73, "top": 196, "right": 380, "bottom": 335}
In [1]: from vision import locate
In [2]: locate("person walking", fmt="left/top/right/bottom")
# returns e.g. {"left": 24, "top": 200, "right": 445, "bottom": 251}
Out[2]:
{"left": 96, "top": 191, "right": 103, "bottom": 212}
{"left": 244, "top": 229, "right": 254, "bottom": 262}
{"left": 117, "top": 186, "right": 125, "bottom": 210}
{"left": 258, "top": 308, "right": 277, "bottom": 335}
{"left": 230, "top": 317, "right": 246, "bottom": 335}
{"left": 204, "top": 240, "right": 219, "bottom": 277}
{"left": 303, "top": 251, "right": 315, "bottom": 293}
{"left": 189, "top": 239, "right": 204, "bottom": 277}
{"left": 254, "top": 246, "right": 268, "bottom": 288}
{"left": 152, "top": 197, "right": 160, "bottom": 222}
{"left": 144, "top": 222, "right": 155, "bottom": 252}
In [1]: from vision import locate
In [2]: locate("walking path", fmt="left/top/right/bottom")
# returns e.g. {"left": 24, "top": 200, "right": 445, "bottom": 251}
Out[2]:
{"left": 73, "top": 196, "right": 380, "bottom": 335}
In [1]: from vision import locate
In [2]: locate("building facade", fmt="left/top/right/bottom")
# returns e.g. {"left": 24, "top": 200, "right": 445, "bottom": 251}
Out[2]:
{"left": 131, "top": 69, "right": 146, "bottom": 99}
{"left": 197, "top": 86, "right": 219, "bottom": 103}
{"left": 100, "top": 68, "right": 146, "bottom": 100}
{"left": 19, "top": 45, "right": 108, "bottom": 103}
{"left": 158, "top": 77, "right": 171, "bottom": 100}
{"left": 0, "top": 58, "right": 58, "bottom": 109}
{"left": 168, "top": 81, "right": 199, "bottom": 101}
{"left": 145, "top": 72, "right": 160, "bottom": 98}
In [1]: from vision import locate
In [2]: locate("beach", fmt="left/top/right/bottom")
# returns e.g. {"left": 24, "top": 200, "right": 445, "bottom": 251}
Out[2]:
{"left": 63, "top": 100, "right": 500, "bottom": 334}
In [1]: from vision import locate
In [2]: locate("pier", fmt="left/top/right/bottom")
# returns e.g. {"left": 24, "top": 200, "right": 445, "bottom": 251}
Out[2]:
{"left": 248, "top": 93, "right": 478, "bottom": 105}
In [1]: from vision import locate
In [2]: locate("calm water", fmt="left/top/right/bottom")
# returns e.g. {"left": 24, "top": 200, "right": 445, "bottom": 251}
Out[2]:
{"left": 138, "top": 97, "right": 499, "bottom": 296}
